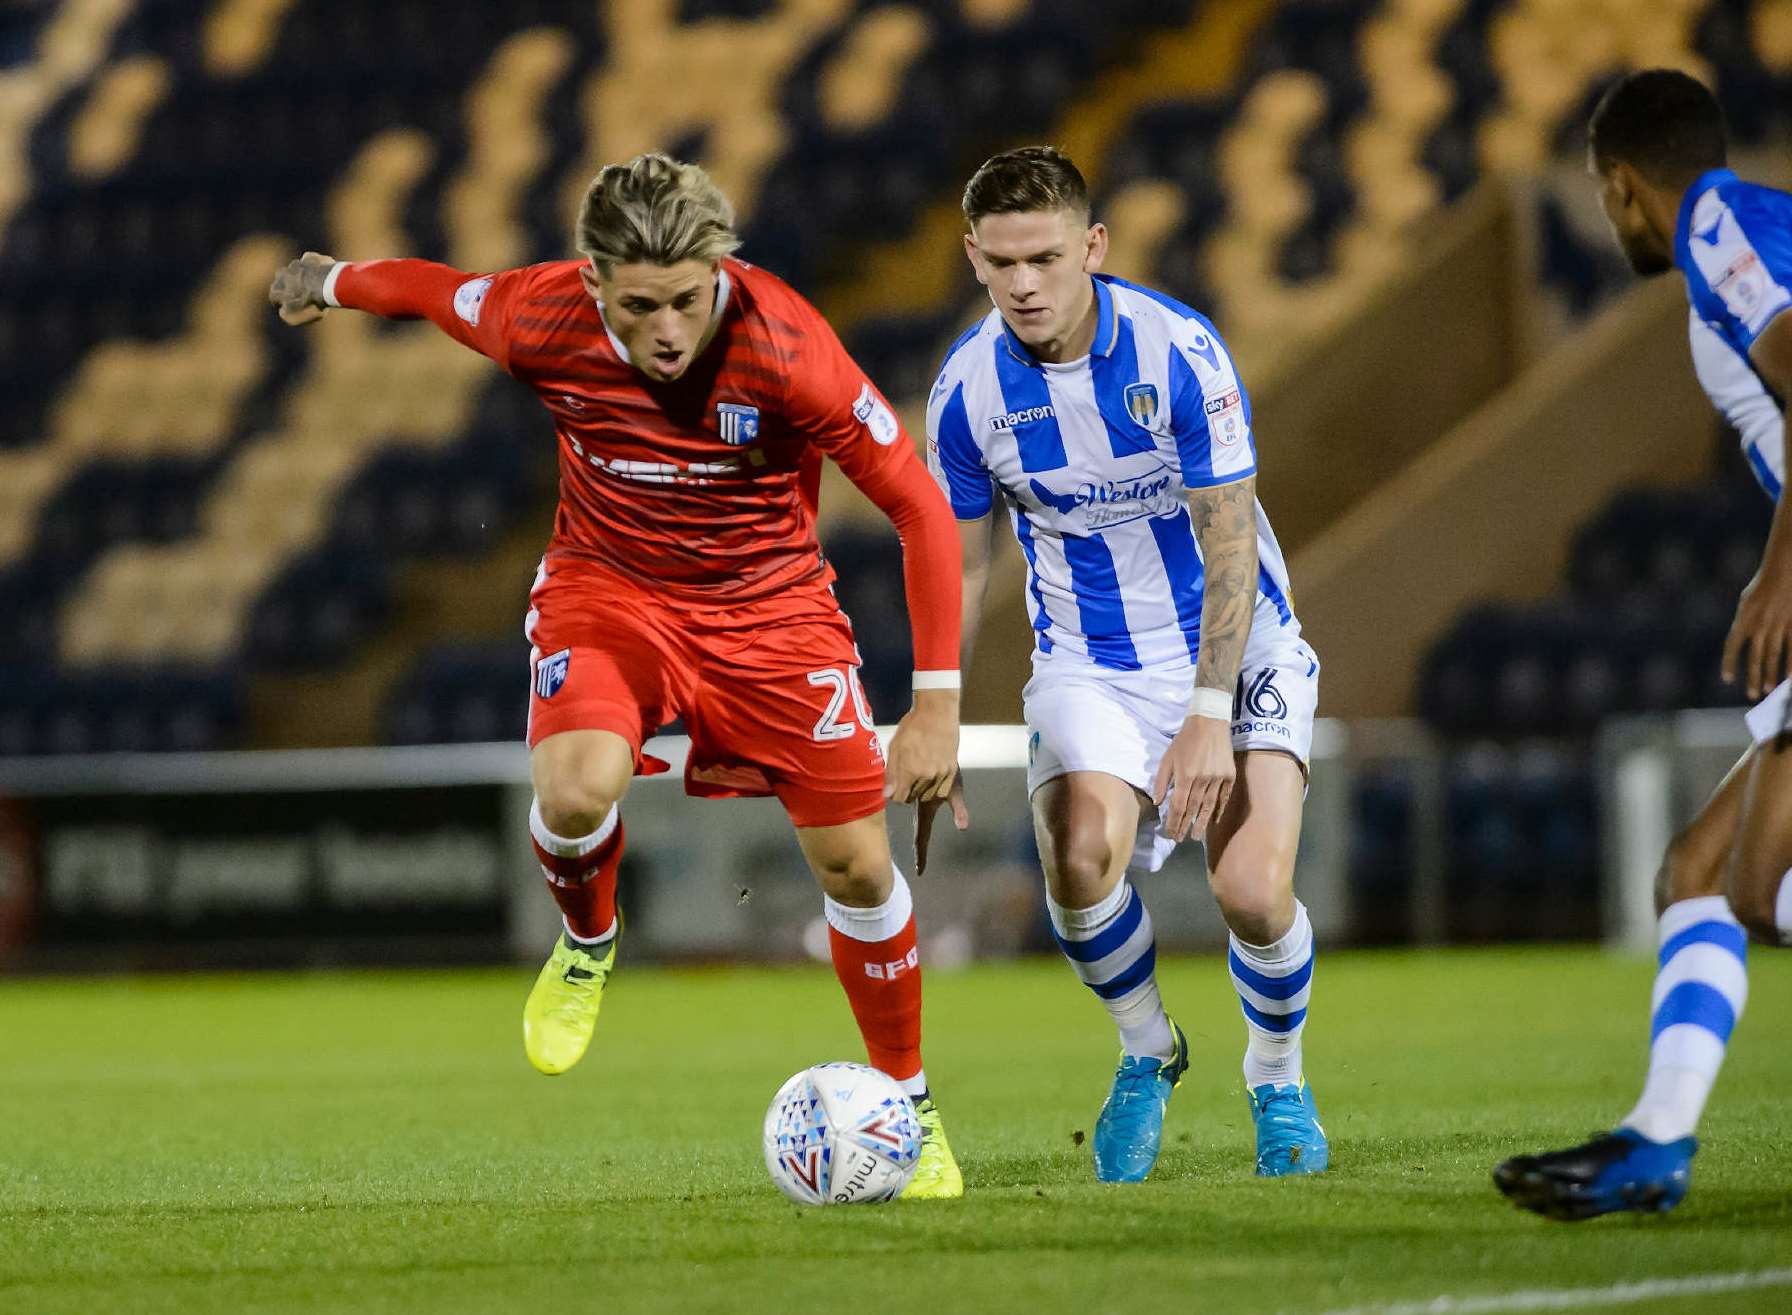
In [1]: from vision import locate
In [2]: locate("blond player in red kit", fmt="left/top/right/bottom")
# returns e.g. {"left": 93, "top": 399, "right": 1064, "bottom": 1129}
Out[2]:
{"left": 269, "top": 154, "right": 965, "bottom": 1197}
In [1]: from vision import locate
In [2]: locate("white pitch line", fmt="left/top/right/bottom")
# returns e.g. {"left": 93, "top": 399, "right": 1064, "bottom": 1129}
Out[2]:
{"left": 1310, "top": 1267, "right": 1792, "bottom": 1315}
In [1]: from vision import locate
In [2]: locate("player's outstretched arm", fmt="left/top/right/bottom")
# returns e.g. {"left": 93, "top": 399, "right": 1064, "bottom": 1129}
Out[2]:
{"left": 1155, "top": 475, "right": 1258, "bottom": 842}
{"left": 1727, "top": 312, "right": 1792, "bottom": 698}
{"left": 914, "top": 514, "right": 995, "bottom": 874}
{"left": 268, "top": 251, "right": 521, "bottom": 368}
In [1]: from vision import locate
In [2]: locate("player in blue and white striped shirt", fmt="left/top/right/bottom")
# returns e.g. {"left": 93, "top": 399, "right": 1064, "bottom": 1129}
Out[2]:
{"left": 1496, "top": 69, "right": 1792, "bottom": 1221}
{"left": 917, "top": 148, "right": 1326, "bottom": 1181}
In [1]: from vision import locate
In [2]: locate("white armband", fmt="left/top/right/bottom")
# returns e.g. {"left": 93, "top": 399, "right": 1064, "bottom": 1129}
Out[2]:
{"left": 1187, "top": 686, "right": 1232, "bottom": 722}
{"left": 912, "top": 670, "right": 961, "bottom": 692}
{"left": 321, "top": 261, "right": 347, "bottom": 307}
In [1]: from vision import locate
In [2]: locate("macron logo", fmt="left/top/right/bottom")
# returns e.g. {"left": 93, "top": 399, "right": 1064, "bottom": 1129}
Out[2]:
{"left": 990, "top": 405, "right": 1055, "bottom": 432}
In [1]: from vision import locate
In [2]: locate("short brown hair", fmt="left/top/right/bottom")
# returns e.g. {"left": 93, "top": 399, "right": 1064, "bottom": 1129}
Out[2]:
{"left": 575, "top": 152, "right": 741, "bottom": 275}
{"left": 962, "top": 146, "right": 1090, "bottom": 225}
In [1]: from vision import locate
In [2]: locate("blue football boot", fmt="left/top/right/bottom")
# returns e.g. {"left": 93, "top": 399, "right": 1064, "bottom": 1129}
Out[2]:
{"left": 1493, "top": 1129, "right": 1695, "bottom": 1221}
{"left": 1247, "top": 1078, "right": 1330, "bottom": 1176}
{"left": 1093, "top": 1019, "right": 1189, "bottom": 1182}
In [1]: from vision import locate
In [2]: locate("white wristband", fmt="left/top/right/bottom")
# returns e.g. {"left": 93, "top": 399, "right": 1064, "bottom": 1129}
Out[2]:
{"left": 912, "top": 670, "right": 961, "bottom": 691}
{"left": 1187, "top": 686, "right": 1232, "bottom": 722}
{"left": 321, "top": 261, "right": 347, "bottom": 307}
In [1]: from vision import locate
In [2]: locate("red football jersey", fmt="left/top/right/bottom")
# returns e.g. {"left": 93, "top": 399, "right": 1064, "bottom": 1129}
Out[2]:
{"left": 330, "top": 256, "right": 959, "bottom": 670}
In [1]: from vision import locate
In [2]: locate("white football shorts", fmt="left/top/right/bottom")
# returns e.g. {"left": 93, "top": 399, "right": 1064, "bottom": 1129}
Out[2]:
{"left": 1744, "top": 676, "right": 1792, "bottom": 745}
{"left": 1023, "top": 599, "right": 1320, "bottom": 873}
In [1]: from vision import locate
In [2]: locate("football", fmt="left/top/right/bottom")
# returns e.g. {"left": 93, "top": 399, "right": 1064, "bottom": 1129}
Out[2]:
{"left": 762, "top": 1062, "right": 923, "bottom": 1205}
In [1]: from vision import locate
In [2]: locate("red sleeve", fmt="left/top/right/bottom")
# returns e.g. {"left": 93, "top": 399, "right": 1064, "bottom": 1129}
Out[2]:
{"left": 782, "top": 301, "right": 962, "bottom": 675}
{"left": 330, "top": 259, "right": 530, "bottom": 373}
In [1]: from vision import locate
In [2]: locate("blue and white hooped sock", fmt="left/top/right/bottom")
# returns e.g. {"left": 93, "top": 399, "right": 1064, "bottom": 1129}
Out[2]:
{"left": 1047, "top": 881, "right": 1176, "bottom": 1061}
{"left": 1622, "top": 895, "right": 1748, "bottom": 1144}
{"left": 1228, "top": 902, "right": 1313, "bottom": 1089}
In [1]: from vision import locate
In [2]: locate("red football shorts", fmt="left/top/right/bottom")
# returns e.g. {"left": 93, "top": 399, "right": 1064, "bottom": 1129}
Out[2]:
{"left": 523, "top": 557, "right": 887, "bottom": 829}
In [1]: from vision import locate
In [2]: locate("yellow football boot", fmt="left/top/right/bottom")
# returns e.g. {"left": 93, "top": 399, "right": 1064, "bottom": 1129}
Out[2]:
{"left": 522, "top": 924, "right": 618, "bottom": 1075}
{"left": 900, "top": 1097, "right": 964, "bottom": 1199}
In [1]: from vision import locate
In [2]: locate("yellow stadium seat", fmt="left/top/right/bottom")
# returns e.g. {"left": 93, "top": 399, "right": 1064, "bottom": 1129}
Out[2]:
{"left": 1759, "top": 1, "right": 1792, "bottom": 71}
{"left": 1101, "top": 180, "right": 1187, "bottom": 284}
{"left": 1240, "top": 69, "right": 1329, "bottom": 145}
{"left": 1477, "top": 109, "right": 1552, "bottom": 176}
{"left": 67, "top": 54, "right": 169, "bottom": 179}
{"left": 0, "top": 0, "right": 136, "bottom": 236}
{"left": 564, "top": 0, "right": 850, "bottom": 222}
{"left": 204, "top": 0, "right": 300, "bottom": 78}
{"left": 819, "top": 7, "right": 932, "bottom": 133}
{"left": 59, "top": 25, "right": 584, "bottom": 667}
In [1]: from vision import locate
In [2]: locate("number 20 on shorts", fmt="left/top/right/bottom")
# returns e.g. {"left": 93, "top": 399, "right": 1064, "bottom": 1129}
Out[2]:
{"left": 807, "top": 667, "right": 876, "bottom": 742}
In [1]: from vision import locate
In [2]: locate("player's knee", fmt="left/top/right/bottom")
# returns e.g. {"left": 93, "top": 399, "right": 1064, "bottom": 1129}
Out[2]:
{"left": 1210, "top": 850, "right": 1295, "bottom": 945}
{"left": 1042, "top": 831, "right": 1118, "bottom": 907}
{"left": 535, "top": 772, "right": 619, "bottom": 839}
{"left": 1214, "top": 889, "right": 1289, "bottom": 947}
{"left": 811, "top": 851, "right": 893, "bottom": 908}
{"left": 1655, "top": 827, "right": 1726, "bottom": 912}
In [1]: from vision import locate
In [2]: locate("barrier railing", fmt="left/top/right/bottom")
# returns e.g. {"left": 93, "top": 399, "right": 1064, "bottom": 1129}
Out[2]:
{"left": 0, "top": 712, "right": 1732, "bottom": 969}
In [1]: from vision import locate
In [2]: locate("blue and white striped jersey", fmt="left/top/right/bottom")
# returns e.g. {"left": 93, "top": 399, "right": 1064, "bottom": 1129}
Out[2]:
{"left": 1689, "top": 312, "right": 1785, "bottom": 500}
{"left": 926, "top": 274, "right": 1297, "bottom": 671}
{"left": 1675, "top": 167, "right": 1791, "bottom": 501}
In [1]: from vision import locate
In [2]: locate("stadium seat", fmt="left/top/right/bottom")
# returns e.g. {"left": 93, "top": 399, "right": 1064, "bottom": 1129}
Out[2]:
{"left": 5, "top": 0, "right": 1788, "bottom": 763}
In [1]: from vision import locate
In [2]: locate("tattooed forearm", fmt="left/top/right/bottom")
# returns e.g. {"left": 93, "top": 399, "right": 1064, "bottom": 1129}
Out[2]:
{"left": 1190, "top": 475, "right": 1258, "bottom": 700}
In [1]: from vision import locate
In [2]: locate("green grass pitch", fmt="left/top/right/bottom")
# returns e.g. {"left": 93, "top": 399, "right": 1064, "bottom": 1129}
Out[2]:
{"left": 1, "top": 948, "right": 1788, "bottom": 1315}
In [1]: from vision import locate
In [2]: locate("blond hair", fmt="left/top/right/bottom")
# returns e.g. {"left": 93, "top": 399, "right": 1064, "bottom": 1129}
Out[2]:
{"left": 575, "top": 153, "right": 741, "bottom": 274}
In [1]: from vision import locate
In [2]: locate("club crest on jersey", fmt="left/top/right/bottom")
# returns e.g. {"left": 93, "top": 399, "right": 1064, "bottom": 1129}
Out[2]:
{"left": 1123, "top": 382, "right": 1159, "bottom": 428}
{"left": 716, "top": 402, "right": 760, "bottom": 446}
{"left": 534, "top": 648, "right": 571, "bottom": 700}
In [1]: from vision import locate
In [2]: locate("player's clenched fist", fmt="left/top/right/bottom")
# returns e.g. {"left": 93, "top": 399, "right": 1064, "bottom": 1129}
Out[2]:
{"left": 268, "top": 250, "right": 337, "bottom": 325}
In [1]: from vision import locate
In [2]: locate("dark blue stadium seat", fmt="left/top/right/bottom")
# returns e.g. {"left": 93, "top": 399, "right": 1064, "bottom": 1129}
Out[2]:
{"left": 1348, "top": 764, "right": 1415, "bottom": 943}
{"left": 1246, "top": 0, "right": 1374, "bottom": 116}
{"left": 0, "top": 663, "right": 245, "bottom": 756}
{"left": 1442, "top": 744, "right": 1599, "bottom": 940}
{"left": 1698, "top": 0, "right": 1792, "bottom": 146}
{"left": 1536, "top": 193, "right": 1626, "bottom": 320}
{"left": 382, "top": 637, "right": 529, "bottom": 746}
{"left": 1426, "top": 471, "right": 1770, "bottom": 739}
{"left": 247, "top": 548, "right": 393, "bottom": 672}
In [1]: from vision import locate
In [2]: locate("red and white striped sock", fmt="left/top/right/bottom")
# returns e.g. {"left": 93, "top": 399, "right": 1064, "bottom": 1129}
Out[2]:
{"left": 825, "top": 867, "right": 926, "bottom": 1099}
{"left": 529, "top": 800, "right": 622, "bottom": 944}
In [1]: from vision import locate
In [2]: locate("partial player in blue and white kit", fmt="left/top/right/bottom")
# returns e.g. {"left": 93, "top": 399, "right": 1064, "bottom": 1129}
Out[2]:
{"left": 914, "top": 147, "right": 1326, "bottom": 1182}
{"left": 1496, "top": 70, "right": 1792, "bottom": 1221}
